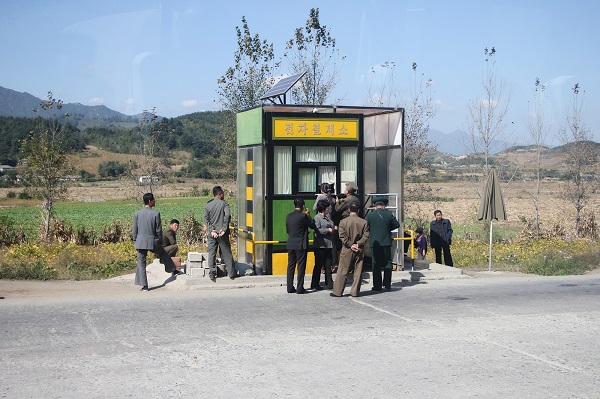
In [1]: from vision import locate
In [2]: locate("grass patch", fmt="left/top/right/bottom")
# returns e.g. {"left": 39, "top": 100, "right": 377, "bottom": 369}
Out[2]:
{"left": 450, "top": 238, "right": 599, "bottom": 275}
{"left": 0, "top": 240, "right": 212, "bottom": 280}
{"left": 0, "top": 196, "right": 237, "bottom": 242}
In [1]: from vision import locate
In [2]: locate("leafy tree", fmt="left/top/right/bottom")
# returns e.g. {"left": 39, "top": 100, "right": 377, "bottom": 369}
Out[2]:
{"left": 284, "top": 8, "right": 344, "bottom": 105}
{"left": 19, "top": 92, "right": 74, "bottom": 238}
{"left": 559, "top": 83, "right": 599, "bottom": 237}
{"left": 98, "top": 160, "right": 127, "bottom": 178}
{"left": 217, "top": 16, "right": 279, "bottom": 113}
{"left": 217, "top": 17, "right": 277, "bottom": 177}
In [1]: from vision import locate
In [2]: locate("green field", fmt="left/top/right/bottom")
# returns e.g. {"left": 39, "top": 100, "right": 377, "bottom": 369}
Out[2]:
{"left": 1, "top": 196, "right": 238, "bottom": 241}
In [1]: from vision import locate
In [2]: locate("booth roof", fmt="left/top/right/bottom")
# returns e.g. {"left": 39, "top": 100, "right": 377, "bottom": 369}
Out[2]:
{"left": 262, "top": 104, "right": 402, "bottom": 117}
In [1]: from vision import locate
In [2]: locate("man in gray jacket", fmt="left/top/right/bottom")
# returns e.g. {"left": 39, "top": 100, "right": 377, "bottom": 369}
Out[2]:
{"left": 203, "top": 186, "right": 236, "bottom": 281}
{"left": 133, "top": 193, "right": 181, "bottom": 292}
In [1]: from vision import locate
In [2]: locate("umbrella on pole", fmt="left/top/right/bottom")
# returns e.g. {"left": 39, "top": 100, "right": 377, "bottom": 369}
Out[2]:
{"left": 477, "top": 168, "right": 507, "bottom": 271}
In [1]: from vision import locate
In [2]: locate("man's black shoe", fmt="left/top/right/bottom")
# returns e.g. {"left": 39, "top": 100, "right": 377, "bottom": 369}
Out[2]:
{"left": 209, "top": 272, "right": 217, "bottom": 282}
{"left": 330, "top": 293, "right": 341, "bottom": 297}
{"left": 141, "top": 286, "right": 149, "bottom": 292}
{"left": 372, "top": 287, "right": 383, "bottom": 291}
{"left": 172, "top": 270, "right": 184, "bottom": 276}
{"left": 296, "top": 289, "right": 307, "bottom": 294}
{"left": 312, "top": 285, "right": 324, "bottom": 291}
{"left": 287, "top": 288, "right": 296, "bottom": 293}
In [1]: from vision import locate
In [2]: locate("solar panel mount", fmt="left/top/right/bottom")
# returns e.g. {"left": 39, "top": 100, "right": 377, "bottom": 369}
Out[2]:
{"left": 260, "top": 71, "right": 306, "bottom": 104}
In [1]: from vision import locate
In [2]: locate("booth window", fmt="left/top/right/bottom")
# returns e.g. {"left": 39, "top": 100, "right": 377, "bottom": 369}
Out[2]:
{"left": 340, "top": 147, "right": 358, "bottom": 184}
{"left": 298, "top": 168, "right": 316, "bottom": 192}
{"left": 318, "top": 166, "right": 336, "bottom": 188}
{"left": 274, "top": 146, "right": 292, "bottom": 194}
{"left": 296, "top": 146, "right": 336, "bottom": 162}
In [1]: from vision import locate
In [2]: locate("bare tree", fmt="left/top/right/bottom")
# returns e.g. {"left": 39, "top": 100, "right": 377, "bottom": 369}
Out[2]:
{"left": 525, "top": 78, "right": 550, "bottom": 237}
{"left": 404, "top": 62, "right": 437, "bottom": 171}
{"left": 464, "top": 47, "right": 512, "bottom": 192}
{"left": 284, "top": 8, "right": 344, "bottom": 105}
{"left": 130, "top": 108, "right": 173, "bottom": 195}
{"left": 366, "top": 61, "right": 400, "bottom": 107}
{"left": 558, "top": 83, "right": 599, "bottom": 237}
{"left": 20, "top": 92, "right": 74, "bottom": 238}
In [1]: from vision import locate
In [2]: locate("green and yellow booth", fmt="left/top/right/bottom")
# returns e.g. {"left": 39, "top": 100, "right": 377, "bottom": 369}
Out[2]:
{"left": 236, "top": 104, "right": 404, "bottom": 275}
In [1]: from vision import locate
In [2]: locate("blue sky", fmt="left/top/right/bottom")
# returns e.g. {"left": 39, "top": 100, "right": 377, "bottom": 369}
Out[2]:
{"left": 1, "top": 0, "right": 598, "bottom": 145}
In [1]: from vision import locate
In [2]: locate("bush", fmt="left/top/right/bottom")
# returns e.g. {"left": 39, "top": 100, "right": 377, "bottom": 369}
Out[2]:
{"left": 179, "top": 212, "right": 204, "bottom": 246}
{"left": 6, "top": 191, "right": 16, "bottom": 199}
{"left": 0, "top": 242, "right": 136, "bottom": 280}
{"left": 0, "top": 215, "right": 26, "bottom": 246}
{"left": 17, "top": 190, "right": 32, "bottom": 200}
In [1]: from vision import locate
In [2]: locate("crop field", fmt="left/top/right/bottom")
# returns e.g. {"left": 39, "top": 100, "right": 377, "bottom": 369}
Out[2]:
{"left": 0, "top": 196, "right": 237, "bottom": 241}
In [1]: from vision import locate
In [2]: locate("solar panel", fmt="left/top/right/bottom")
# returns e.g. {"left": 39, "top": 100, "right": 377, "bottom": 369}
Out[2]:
{"left": 260, "top": 71, "right": 306, "bottom": 103}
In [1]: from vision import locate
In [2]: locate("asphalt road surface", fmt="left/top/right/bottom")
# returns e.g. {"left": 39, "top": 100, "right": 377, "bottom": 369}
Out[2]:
{"left": 1, "top": 273, "right": 599, "bottom": 398}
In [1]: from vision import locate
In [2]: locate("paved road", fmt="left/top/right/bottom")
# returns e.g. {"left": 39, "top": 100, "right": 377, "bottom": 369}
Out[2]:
{"left": 1, "top": 274, "right": 599, "bottom": 398}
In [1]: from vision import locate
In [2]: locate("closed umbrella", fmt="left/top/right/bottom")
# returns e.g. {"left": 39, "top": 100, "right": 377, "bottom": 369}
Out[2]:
{"left": 477, "top": 168, "right": 507, "bottom": 271}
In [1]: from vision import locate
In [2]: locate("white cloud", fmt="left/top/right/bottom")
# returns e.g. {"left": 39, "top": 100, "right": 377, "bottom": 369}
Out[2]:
{"left": 180, "top": 99, "right": 198, "bottom": 108}
{"left": 88, "top": 97, "right": 104, "bottom": 105}
{"left": 123, "top": 98, "right": 135, "bottom": 105}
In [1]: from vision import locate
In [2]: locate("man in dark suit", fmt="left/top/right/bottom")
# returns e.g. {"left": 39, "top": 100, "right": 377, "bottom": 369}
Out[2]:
{"left": 285, "top": 198, "right": 315, "bottom": 294}
{"left": 365, "top": 196, "right": 400, "bottom": 291}
{"left": 133, "top": 193, "right": 181, "bottom": 292}
{"left": 204, "top": 186, "right": 236, "bottom": 281}
{"left": 162, "top": 219, "right": 179, "bottom": 257}
{"left": 331, "top": 202, "right": 369, "bottom": 297}
{"left": 430, "top": 209, "right": 454, "bottom": 266}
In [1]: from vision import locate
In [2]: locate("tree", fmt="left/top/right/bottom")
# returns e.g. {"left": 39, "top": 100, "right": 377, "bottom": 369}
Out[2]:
{"left": 365, "top": 61, "right": 400, "bottom": 107}
{"left": 284, "top": 8, "right": 344, "bottom": 105}
{"left": 20, "top": 92, "right": 74, "bottom": 238}
{"left": 217, "top": 17, "right": 278, "bottom": 177}
{"left": 404, "top": 62, "right": 437, "bottom": 171}
{"left": 217, "top": 16, "right": 279, "bottom": 113}
{"left": 464, "top": 47, "right": 512, "bottom": 193}
{"left": 559, "top": 83, "right": 599, "bottom": 237}
{"left": 526, "top": 78, "right": 550, "bottom": 237}
{"left": 130, "top": 108, "right": 173, "bottom": 195}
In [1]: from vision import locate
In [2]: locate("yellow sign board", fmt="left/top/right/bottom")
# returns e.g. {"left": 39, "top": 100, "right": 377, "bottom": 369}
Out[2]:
{"left": 273, "top": 118, "right": 358, "bottom": 140}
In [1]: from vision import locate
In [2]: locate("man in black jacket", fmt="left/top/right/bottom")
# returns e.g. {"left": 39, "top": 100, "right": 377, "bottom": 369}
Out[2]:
{"left": 429, "top": 209, "right": 454, "bottom": 266}
{"left": 285, "top": 198, "right": 315, "bottom": 294}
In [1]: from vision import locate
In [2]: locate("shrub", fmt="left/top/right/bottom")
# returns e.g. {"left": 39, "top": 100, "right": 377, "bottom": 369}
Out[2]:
{"left": 98, "top": 219, "right": 130, "bottom": 243}
{"left": 179, "top": 212, "right": 204, "bottom": 246}
{"left": 0, "top": 215, "right": 26, "bottom": 247}
{"left": 0, "top": 242, "right": 136, "bottom": 280}
{"left": 17, "top": 190, "right": 32, "bottom": 200}
{"left": 6, "top": 191, "right": 16, "bottom": 199}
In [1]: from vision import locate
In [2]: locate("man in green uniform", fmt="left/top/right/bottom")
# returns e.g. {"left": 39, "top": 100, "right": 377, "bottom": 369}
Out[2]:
{"left": 365, "top": 196, "right": 400, "bottom": 291}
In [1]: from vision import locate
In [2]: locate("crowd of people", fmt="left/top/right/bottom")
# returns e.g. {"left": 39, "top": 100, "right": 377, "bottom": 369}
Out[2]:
{"left": 132, "top": 183, "right": 454, "bottom": 294}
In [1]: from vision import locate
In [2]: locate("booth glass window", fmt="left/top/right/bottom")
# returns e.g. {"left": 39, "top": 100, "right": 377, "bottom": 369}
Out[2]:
{"left": 298, "top": 168, "right": 316, "bottom": 193}
{"left": 296, "top": 146, "right": 336, "bottom": 162}
{"left": 340, "top": 147, "right": 358, "bottom": 184}
{"left": 274, "top": 146, "right": 292, "bottom": 194}
{"left": 318, "top": 166, "right": 336, "bottom": 187}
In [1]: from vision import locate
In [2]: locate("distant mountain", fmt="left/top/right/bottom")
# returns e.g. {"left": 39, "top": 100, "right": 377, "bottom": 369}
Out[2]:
{"left": 428, "top": 129, "right": 467, "bottom": 155}
{"left": 428, "top": 128, "right": 530, "bottom": 156}
{"left": 0, "top": 86, "right": 137, "bottom": 122}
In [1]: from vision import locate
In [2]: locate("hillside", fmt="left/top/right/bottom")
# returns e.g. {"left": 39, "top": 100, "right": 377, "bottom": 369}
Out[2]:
{"left": 0, "top": 86, "right": 139, "bottom": 129}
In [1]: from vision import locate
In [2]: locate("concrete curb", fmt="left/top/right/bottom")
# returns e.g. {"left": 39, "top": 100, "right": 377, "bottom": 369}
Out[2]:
{"left": 113, "top": 259, "right": 468, "bottom": 291}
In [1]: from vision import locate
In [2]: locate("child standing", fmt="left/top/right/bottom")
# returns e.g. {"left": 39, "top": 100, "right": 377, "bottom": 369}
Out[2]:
{"left": 415, "top": 227, "right": 427, "bottom": 260}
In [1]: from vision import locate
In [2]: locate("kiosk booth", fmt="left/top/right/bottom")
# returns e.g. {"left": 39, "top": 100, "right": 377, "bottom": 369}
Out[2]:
{"left": 236, "top": 104, "right": 404, "bottom": 275}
